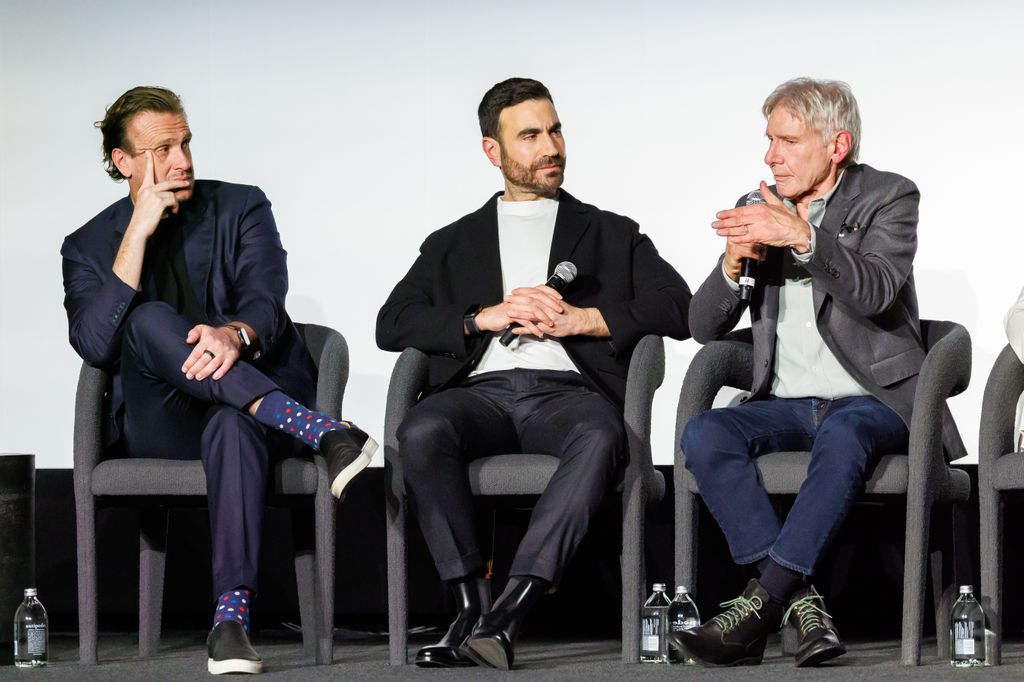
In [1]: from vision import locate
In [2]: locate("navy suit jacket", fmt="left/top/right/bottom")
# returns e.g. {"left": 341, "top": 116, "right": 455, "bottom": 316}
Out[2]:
{"left": 61, "top": 180, "right": 316, "bottom": 444}
{"left": 376, "top": 189, "right": 692, "bottom": 406}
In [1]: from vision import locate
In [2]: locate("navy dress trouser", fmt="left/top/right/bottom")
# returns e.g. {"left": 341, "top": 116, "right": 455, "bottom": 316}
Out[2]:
{"left": 119, "top": 301, "right": 282, "bottom": 596}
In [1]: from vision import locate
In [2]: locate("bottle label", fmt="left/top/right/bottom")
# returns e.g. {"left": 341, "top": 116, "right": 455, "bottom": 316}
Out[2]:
{"left": 26, "top": 623, "right": 46, "bottom": 655}
{"left": 739, "top": 276, "right": 755, "bottom": 288}
{"left": 641, "top": 615, "right": 661, "bottom": 654}
{"left": 953, "top": 620, "right": 975, "bottom": 656}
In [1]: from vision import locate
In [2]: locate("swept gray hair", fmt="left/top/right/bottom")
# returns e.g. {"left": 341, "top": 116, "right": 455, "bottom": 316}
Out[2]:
{"left": 762, "top": 78, "right": 861, "bottom": 168}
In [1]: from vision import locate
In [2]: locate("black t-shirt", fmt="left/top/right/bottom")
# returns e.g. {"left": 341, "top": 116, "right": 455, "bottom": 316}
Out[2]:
{"left": 142, "top": 217, "right": 207, "bottom": 324}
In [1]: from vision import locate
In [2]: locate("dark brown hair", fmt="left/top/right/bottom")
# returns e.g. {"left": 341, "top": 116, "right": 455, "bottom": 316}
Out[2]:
{"left": 477, "top": 78, "right": 552, "bottom": 139}
{"left": 96, "top": 86, "right": 185, "bottom": 181}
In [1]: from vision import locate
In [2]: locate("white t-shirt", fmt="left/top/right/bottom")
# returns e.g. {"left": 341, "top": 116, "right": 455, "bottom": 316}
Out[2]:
{"left": 470, "top": 196, "right": 579, "bottom": 376}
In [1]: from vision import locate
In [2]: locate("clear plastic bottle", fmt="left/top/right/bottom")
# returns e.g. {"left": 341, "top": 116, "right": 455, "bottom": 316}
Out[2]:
{"left": 640, "top": 583, "right": 671, "bottom": 663}
{"left": 14, "top": 588, "right": 48, "bottom": 667}
{"left": 950, "top": 584, "right": 985, "bottom": 667}
{"left": 667, "top": 585, "right": 700, "bottom": 664}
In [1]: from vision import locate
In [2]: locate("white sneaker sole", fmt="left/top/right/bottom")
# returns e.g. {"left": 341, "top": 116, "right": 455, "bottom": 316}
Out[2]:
{"left": 208, "top": 657, "right": 263, "bottom": 674}
{"left": 329, "top": 436, "right": 378, "bottom": 499}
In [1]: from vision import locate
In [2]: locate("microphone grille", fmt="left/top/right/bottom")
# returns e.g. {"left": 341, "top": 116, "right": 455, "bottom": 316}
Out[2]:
{"left": 744, "top": 190, "right": 766, "bottom": 206}
{"left": 554, "top": 261, "right": 578, "bottom": 283}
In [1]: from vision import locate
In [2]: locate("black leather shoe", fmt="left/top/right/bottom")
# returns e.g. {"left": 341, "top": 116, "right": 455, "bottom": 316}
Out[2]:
{"left": 415, "top": 578, "right": 489, "bottom": 667}
{"left": 784, "top": 585, "right": 846, "bottom": 667}
{"left": 462, "top": 577, "right": 545, "bottom": 670}
{"left": 668, "top": 579, "right": 783, "bottom": 667}
{"left": 320, "top": 425, "right": 378, "bottom": 499}
{"left": 207, "top": 621, "right": 262, "bottom": 674}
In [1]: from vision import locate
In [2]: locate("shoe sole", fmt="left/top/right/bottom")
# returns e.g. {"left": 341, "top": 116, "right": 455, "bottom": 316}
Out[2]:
{"left": 463, "top": 639, "right": 510, "bottom": 670}
{"left": 329, "top": 436, "right": 378, "bottom": 499}
{"left": 208, "top": 657, "right": 263, "bottom": 674}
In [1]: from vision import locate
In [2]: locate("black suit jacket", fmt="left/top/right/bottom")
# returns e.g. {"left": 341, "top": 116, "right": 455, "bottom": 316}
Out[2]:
{"left": 376, "top": 190, "right": 691, "bottom": 405}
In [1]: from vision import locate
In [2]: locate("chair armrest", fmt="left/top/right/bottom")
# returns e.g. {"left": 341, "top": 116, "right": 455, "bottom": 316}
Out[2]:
{"left": 674, "top": 332, "right": 754, "bottom": 467}
{"left": 383, "top": 348, "right": 430, "bottom": 501}
{"left": 622, "top": 335, "right": 665, "bottom": 496}
{"left": 907, "top": 322, "right": 971, "bottom": 484}
{"left": 979, "top": 344, "right": 1024, "bottom": 473}
{"left": 73, "top": 363, "right": 110, "bottom": 500}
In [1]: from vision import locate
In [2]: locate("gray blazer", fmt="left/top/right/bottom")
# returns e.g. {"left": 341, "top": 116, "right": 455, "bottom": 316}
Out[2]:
{"left": 689, "top": 163, "right": 965, "bottom": 460}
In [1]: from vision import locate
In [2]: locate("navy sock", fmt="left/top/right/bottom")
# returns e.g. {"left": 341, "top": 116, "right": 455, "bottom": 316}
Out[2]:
{"left": 253, "top": 390, "right": 352, "bottom": 451}
{"left": 759, "top": 558, "right": 805, "bottom": 603}
{"left": 214, "top": 587, "right": 253, "bottom": 632}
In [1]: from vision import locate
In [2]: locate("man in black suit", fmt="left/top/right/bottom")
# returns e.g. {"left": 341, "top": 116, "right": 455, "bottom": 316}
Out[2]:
{"left": 376, "top": 77, "right": 691, "bottom": 670}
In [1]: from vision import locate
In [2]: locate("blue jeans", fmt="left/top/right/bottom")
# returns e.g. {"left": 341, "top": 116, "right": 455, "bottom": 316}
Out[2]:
{"left": 681, "top": 395, "right": 908, "bottom": 575}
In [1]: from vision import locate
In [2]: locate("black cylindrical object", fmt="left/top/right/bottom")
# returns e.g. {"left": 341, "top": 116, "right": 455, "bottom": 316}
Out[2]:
{"left": 0, "top": 453, "right": 35, "bottom": 655}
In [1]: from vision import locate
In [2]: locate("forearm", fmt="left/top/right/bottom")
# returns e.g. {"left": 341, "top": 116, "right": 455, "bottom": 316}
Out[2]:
{"left": 111, "top": 227, "right": 148, "bottom": 290}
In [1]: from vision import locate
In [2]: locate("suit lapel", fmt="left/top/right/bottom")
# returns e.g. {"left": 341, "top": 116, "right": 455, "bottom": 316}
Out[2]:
{"left": 814, "top": 166, "right": 863, "bottom": 316}
{"left": 547, "top": 190, "right": 590, "bottom": 274}
{"left": 470, "top": 193, "right": 505, "bottom": 303}
{"left": 180, "top": 191, "right": 215, "bottom": 315}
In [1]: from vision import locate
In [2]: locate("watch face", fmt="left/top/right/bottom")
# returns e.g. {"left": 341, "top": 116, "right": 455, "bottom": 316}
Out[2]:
{"left": 238, "top": 327, "right": 251, "bottom": 347}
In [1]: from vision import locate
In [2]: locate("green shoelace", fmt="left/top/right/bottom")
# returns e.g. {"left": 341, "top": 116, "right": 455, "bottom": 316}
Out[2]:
{"left": 711, "top": 595, "right": 765, "bottom": 630}
{"left": 782, "top": 592, "right": 832, "bottom": 632}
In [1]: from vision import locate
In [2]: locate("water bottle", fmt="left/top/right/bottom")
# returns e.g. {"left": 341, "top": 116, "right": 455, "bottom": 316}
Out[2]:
{"left": 14, "top": 588, "right": 48, "bottom": 667}
{"left": 950, "top": 584, "right": 985, "bottom": 667}
{"left": 667, "top": 585, "right": 700, "bottom": 664}
{"left": 640, "top": 583, "right": 671, "bottom": 663}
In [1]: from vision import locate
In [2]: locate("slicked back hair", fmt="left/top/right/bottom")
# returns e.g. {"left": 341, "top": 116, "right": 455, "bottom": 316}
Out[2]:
{"left": 97, "top": 86, "right": 186, "bottom": 181}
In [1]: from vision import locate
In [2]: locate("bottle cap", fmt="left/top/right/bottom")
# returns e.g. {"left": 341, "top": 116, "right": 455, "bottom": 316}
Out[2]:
{"left": 959, "top": 585, "right": 973, "bottom": 594}
{"left": 653, "top": 583, "right": 666, "bottom": 591}
{"left": 24, "top": 588, "right": 37, "bottom": 597}
{"left": 676, "top": 585, "right": 689, "bottom": 594}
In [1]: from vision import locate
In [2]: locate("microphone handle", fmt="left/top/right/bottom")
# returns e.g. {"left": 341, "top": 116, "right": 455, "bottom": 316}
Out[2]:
{"left": 498, "top": 322, "right": 522, "bottom": 346}
{"left": 738, "top": 257, "right": 756, "bottom": 303}
{"left": 498, "top": 273, "right": 569, "bottom": 347}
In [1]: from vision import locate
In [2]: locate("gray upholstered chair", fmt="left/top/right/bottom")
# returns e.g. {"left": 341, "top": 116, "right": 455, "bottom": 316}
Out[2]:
{"left": 674, "top": 319, "right": 972, "bottom": 666}
{"left": 73, "top": 323, "right": 346, "bottom": 665}
{"left": 979, "top": 343, "right": 1024, "bottom": 666}
{"left": 384, "top": 334, "right": 666, "bottom": 664}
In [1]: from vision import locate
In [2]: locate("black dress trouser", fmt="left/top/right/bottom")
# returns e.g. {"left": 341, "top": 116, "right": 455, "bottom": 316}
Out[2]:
{"left": 398, "top": 368, "right": 624, "bottom": 589}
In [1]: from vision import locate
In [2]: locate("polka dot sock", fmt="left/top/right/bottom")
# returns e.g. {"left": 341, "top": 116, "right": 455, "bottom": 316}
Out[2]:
{"left": 253, "top": 390, "right": 352, "bottom": 452}
{"left": 214, "top": 587, "right": 253, "bottom": 632}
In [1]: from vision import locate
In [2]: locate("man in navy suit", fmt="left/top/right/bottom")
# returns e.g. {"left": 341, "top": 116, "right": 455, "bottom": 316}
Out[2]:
{"left": 61, "top": 86, "right": 376, "bottom": 675}
{"left": 377, "top": 77, "right": 691, "bottom": 670}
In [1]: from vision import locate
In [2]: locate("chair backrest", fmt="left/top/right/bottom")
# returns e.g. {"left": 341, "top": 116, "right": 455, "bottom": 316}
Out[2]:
{"left": 294, "top": 322, "right": 348, "bottom": 420}
{"left": 980, "top": 344, "right": 1024, "bottom": 468}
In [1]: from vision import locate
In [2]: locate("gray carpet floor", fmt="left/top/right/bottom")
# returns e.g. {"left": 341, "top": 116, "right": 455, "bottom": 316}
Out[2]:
{"left": 3, "top": 631, "right": 1022, "bottom": 680}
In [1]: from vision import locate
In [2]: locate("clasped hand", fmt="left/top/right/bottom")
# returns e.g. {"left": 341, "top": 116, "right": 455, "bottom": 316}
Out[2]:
{"left": 475, "top": 284, "right": 591, "bottom": 339}
{"left": 712, "top": 181, "right": 812, "bottom": 281}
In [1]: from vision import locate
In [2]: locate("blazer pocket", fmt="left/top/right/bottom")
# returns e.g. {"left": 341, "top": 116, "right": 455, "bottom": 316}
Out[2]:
{"left": 869, "top": 346, "right": 926, "bottom": 387}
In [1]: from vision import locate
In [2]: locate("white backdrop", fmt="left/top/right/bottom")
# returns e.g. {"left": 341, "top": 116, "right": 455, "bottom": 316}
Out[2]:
{"left": 2, "top": 1, "right": 1021, "bottom": 468}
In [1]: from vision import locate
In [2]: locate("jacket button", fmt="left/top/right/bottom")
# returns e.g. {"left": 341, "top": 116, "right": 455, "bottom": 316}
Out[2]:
{"left": 763, "top": 360, "right": 769, "bottom": 368}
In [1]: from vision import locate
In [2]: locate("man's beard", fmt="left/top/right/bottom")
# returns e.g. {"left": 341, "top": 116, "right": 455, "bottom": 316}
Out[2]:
{"left": 500, "top": 149, "right": 565, "bottom": 195}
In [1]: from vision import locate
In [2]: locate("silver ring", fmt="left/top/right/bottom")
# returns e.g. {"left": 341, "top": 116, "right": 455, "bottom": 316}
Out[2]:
{"left": 203, "top": 350, "right": 216, "bottom": 359}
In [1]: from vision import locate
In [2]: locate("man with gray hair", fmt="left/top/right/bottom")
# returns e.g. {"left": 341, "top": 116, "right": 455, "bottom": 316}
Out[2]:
{"left": 671, "top": 77, "right": 932, "bottom": 667}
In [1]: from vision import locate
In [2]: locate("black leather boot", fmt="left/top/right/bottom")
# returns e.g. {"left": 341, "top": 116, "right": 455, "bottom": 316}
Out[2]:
{"left": 668, "top": 578, "right": 784, "bottom": 667}
{"left": 784, "top": 585, "right": 846, "bottom": 667}
{"left": 462, "top": 576, "right": 546, "bottom": 670}
{"left": 415, "top": 576, "right": 490, "bottom": 667}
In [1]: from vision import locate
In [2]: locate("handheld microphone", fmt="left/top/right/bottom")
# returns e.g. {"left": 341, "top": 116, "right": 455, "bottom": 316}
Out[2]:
{"left": 499, "top": 261, "right": 578, "bottom": 347}
{"left": 738, "top": 190, "right": 766, "bottom": 303}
